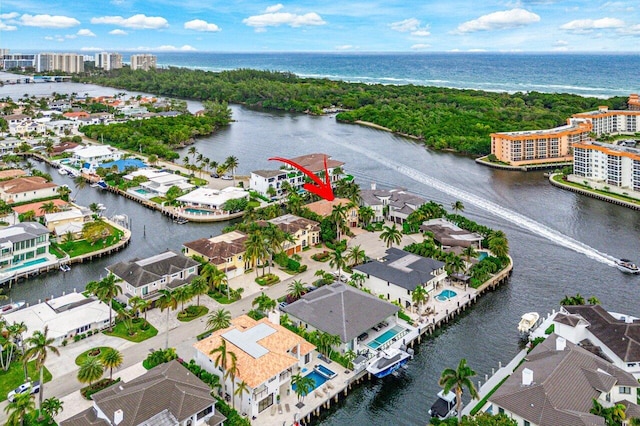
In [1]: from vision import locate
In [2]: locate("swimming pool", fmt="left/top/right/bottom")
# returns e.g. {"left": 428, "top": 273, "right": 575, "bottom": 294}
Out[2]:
{"left": 315, "top": 364, "right": 337, "bottom": 379}
{"left": 6, "top": 257, "right": 48, "bottom": 272}
{"left": 292, "top": 371, "right": 327, "bottom": 393}
{"left": 477, "top": 251, "right": 489, "bottom": 261}
{"left": 435, "top": 289, "right": 457, "bottom": 302}
{"left": 367, "top": 325, "right": 406, "bottom": 350}
{"left": 100, "top": 159, "right": 147, "bottom": 172}
{"left": 185, "top": 208, "right": 213, "bottom": 215}
{"left": 134, "top": 188, "right": 150, "bottom": 195}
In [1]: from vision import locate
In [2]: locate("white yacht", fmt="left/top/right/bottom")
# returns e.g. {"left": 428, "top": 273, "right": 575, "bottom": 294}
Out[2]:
{"left": 616, "top": 259, "right": 640, "bottom": 274}
{"left": 518, "top": 312, "right": 539, "bottom": 337}
{"left": 366, "top": 348, "right": 412, "bottom": 378}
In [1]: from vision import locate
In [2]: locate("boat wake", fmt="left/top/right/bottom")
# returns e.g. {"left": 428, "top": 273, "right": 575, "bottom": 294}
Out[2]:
{"left": 339, "top": 143, "right": 617, "bottom": 266}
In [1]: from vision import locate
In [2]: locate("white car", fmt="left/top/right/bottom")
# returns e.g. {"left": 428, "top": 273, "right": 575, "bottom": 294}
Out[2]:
{"left": 7, "top": 381, "right": 40, "bottom": 402}
{"left": 221, "top": 174, "right": 233, "bottom": 180}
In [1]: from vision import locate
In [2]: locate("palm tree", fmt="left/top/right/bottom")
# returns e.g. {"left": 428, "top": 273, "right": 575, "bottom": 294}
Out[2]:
{"left": 77, "top": 357, "right": 104, "bottom": 386}
{"left": 128, "top": 296, "right": 144, "bottom": 318}
{"left": 461, "top": 246, "right": 478, "bottom": 266}
{"left": 358, "top": 206, "right": 375, "bottom": 227}
{"left": 41, "top": 396, "right": 64, "bottom": 424}
{"left": 412, "top": 285, "right": 429, "bottom": 314}
{"left": 188, "top": 146, "right": 197, "bottom": 164}
{"left": 4, "top": 392, "right": 35, "bottom": 426}
{"left": 206, "top": 308, "right": 231, "bottom": 331}
{"left": 438, "top": 358, "right": 479, "bottom": 422}
{"left": 189, "top": 276, "right": 209, "bottom": 306}
{"left": 8, "top": 321, "right": 28, "bottom": 380}
{"left": 291, "top": 373, "right": 314, "bottom": 404}
{"left": 225, "top": 155, "right": 239, "bottom": 182}
{"left": 347, "top": 245, "right": 366, "bottom": 266}
{"left": 329, "top": 249, "right": 347, "bottom": 280}
{"left": 451, "top": 200, "right": 465, "bottom": 215}
{"left": 380, "top": 224, "right": 402, "bottom": 248}
{"left": 173, "top": 285, "right": 193, "bottom": 313}
{"left": 39, "top": 201, "right": 58, "bottom": 215}
{"left": 74, "top": 175, "right": 87, "bottom": 195}
{"left": 234, "top": 380, "right": 250, "bottom": 412}
{"left": 157, "top": 289, "right": 177, "bottom": 350}
{"left": 445, "top": 254, "right": 465, "bottom": 276}
{"left": 330, "top": 203, "right": 349, "bottom": 241}
{"left": 210, "top": 339, "right": 237, "bottom": 394}
{"left": 318, "top": 332, "right": 341, "bottom": 359}
{"left": 56, "top": 185, "right": 71, "bottom": 201}
{"left": 23, "top": 326, "right": 59, "bottom": 413}
{"left": 588, "top": 296, "right": 601, "bottom": 305}
{"left": 225, "top": 358, "right": 240, "bottom": 409}
{"left": 87, "top": 273, "right": 122, "bottom": 332}
{"left": 100, "top": 348, "right": 123, "bottom": 380}
{"left": 252, "top": 292, "right": 276, "bottom": 314}
{"left": 488, "top": 232, "right": 509, "bottom": 259}
{"left": 287, "top": 280, "right": 307, "bottom": 302}
{"left": 244, "top": 229, "right": 269, "bottom": 277}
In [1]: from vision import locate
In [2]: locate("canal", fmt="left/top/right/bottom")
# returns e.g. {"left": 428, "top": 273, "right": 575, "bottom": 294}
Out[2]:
{"left": 4, "top": 80, "right": 640, "bottom": 425}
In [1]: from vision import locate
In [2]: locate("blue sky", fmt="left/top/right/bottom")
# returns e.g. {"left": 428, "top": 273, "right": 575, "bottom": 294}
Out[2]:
{"left": 1, "top": 0, "right": 639, "bottom": 53}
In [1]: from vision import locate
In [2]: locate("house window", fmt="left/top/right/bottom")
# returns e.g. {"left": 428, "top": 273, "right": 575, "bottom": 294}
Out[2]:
{"left": 498, "top": 407, "right": 504, "bottom": 414}
{"left": 524, "top": 421, "right": 530, "bottom": 426}
{"left": 142, "top": 287, "right": 148, "bottom": 295}
{"left": 304, "top": 353, "right": 311, "bottom": 364}
{"left": 620, "top": 386, "right": 632, "bottom": 394}
{"left": 606, "top": 393, "right": 611, "bottom": 402}
{"left": 196, "top": 406, "right": 213, "bottom": 420}
{"left": 258, "top": 394, "right": 274, "bottom": 413}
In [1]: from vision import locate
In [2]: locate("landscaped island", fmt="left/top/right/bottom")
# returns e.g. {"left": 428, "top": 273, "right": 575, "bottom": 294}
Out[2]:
{"left": 76, "top": 68, "right": 627, "bottom": 155}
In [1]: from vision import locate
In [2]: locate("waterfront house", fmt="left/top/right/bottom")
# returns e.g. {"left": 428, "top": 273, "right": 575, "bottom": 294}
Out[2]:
{"left": 305, "top": 198, "right": 358, "bottom": 228}
{"left": 260, "top": 214, "right": 320, "bottom": 255}
{"left": 72, "top": 145, "right": 122, "bottom": 167}
{"left": 354, "top": 247, "right": 446, "bottom": 309}
{"left": 249, "top": 153, "right": 344, "bottom": 200}
{"left": 0, "top": 222, "right": 51, "bottom": 271}
{"left": 106, "top": 251, "right": 199, "bottom": 302}
{"left": 281, "top": 283, "right": 400, "bottom": 354}
{"left": 194, "top": 315, "right": 316, "bottom": 418}
{"left": 359, "top": 184, "right": 426, "bottom": 225}
{"left": 0, "top": 138, "right": 23, "bottom": 155}
{"left": 3, "top": 291, "right": 111, "bottom": 346}
{"left": 61, "top": 360, "right": 225, "bottom": 426}
{"left": 419, "top": 218, "right": 483, "bottom": 249}
{"left": 0, "top": 176, "right": 58, "bottom": 204}
{"left": 9, "top": 120, "right": 47, "bottom": 136}
{"left": 138, "top": 172, "right": 194, "bottom": 197}
{"left": 0, "top": 169, "right": 26, "bottom": 181}
{"left": 62, "top": 111, "right": 90, "bottom": 121}
{"left": 551, "top": 305, "right": 640, "bottom": 378}
{"left": 44, "top": 207, "right": 93, "bottom": 238}
{"left": 12, "top": 199, "right": 69, "bottom": 220}
{"left": 183, "top": 231, "right": 249, "bottom": 279}
{"left": 176, "top": 186, "right": 249, "bottom": 211}
{"left": 45, "top": 120, "right": 79, "bottom": 136}
{"left": 485, "top": 334, "right": 640, "bottom": 426}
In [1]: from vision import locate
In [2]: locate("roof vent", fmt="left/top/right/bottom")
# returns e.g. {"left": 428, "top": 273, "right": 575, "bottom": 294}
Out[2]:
{"left": 522, "top": 368, "right": 533, "bottom": 386}
{"left": 371, "top": 182, "right": 377, "bottom": 190}
{"left": 556, "top": 336, "right": 566, "bottom": 351}
{"left": 114, "top": 409, "right": 124, "bottom": 425}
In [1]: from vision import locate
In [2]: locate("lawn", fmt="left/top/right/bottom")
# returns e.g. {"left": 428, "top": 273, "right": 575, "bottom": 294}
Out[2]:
{"left": 0, "top": 360, "right": 53, "bottom": 402}
{"left": 208, "top": 291, "right": 238, "bottom": 305}
{"left": 75, "top": 346, "right": 112, "bottom": 366}
{"left": 103, "top": 319, "right": 158, "bottom": 343}
{"left": 177, "top": 305, "right": 209, "bottom": 322}
{"left": 552, "top": 174, "right": 640, "bottom": 205}
{"left": 62, "top": 226, "right": 125, "bottom": 258}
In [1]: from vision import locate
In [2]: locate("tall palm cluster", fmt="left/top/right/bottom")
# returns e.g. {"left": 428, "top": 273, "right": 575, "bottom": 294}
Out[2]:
{"left": 243, "top": 222, "right": 294, "bottom": 278}
{"left": 183, "top": 146, "right": 239, "bottom": 181}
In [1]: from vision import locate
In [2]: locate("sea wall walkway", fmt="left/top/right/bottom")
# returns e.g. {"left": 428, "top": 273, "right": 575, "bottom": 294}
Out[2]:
{"left": 549, "top": 173, "right": 640, "bottom": 211}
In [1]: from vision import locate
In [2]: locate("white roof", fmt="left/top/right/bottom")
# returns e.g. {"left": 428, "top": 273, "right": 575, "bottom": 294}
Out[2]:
{"left": 177, "top": 186, "right": 249, "bottom": 207}
{"left": 123, "top": 169, "right": 169, "bottom": 181}
{"left": 72, "top": 145, "right": 116, "bottom": 159}
{"left": 149, "top": 174, "right": 190, "bottom": 185}
{"left": 3, "top": 292, "right": 110, "bottom": 341}
{"left": 44, "top": 208, "right": 84, "bottom": 223}
{"left": 54, "top": 222, "right": 83, "bottom": 236}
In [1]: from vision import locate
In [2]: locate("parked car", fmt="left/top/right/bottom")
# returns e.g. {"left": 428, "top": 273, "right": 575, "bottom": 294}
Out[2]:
{"left": 210, "top": 172, "right": 219, "bottom": 178}
{"left": 7, "top": 381, "right": 40, "bottom": 402}
{"left": 278, "top": 301, "right": 288, "bottom": 310}
{"left": 221, "top": 174, "right": 233, "bottom": 180}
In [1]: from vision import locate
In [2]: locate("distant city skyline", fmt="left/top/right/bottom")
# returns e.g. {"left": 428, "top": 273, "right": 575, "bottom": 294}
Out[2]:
{"left": 1, "top": 0, "right": 639, "bottom": 53}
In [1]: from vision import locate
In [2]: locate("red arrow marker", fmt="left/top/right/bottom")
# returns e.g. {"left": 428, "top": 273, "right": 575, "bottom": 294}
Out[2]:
{"left": 269, "top": 155, "right": 335, "bottom": 201}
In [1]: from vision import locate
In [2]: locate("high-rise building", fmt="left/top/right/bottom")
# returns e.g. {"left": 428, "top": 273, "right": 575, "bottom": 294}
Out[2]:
{"left": 628, "top": 94, "right": 640, "bottom": 111}
{"left": 130, "top": 54, "right": 157, "bottom": 71}
{"left": 94, "top": 52, "right": 123, "bottom": 71}
{"left": 1, "top": 53, "right": 37, "bottom": 70}
{"left": 36, "top": 53, "right": 84, "bottom": 73}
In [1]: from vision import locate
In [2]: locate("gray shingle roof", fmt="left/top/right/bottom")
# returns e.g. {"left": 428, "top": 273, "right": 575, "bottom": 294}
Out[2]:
{"left": 282, "top": 283, "right": 399, "bottom": 342}
{"left": 107, "top": 251, "right": 199, "bottom": 288}
{"left": 489, "top": 334, "right": 638, "bottom": 426}
{"left": 60, "top": 408, "right": 109, "bottom": 426}
{"left": 354, "top": 247, "right": 444, "bottom": 291}
{"left": 564, "top": 305, "right": 640, "bottom": 362}
{"left": 0, "top": 222, "right": 50, "bottom": 245}
{"left": 90, "top": 361, "right": 218, "bottom": 426}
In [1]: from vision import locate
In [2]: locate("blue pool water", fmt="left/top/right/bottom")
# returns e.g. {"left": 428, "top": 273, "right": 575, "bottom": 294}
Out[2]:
{"left": 134, "top": 188, "right": 150, "bottom": 195}
{"left": 315, "top": 364, "right": 337, "bottom": 379}
{"left": 292, "top": 371, "right": 326, "bottom": 393}
{"left": 477, "top": 251, "right": 489, "bottom": 261}
{"left": 100, "top": 159, "right": 147, "bottom": 172}
{"left": 185, "top": 208, "right": 213, "bottom": 214}
{"left": 367, "top": 325, "right": 406, "bottom": 350}
{"left": 6, "top": 257, "right": 48, "bottom": 272}
{"left": 435, "top": 289, "right": 457, "bottom": 302}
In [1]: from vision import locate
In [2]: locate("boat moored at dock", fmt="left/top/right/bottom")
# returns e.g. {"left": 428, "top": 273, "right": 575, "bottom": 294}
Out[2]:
{"left": 428, "top": 390, "right": 457, "bottom": 420}
{"left": 366, "top": 348, "right": 412, "bottom": 378}
{"left": 518, "top": 312, "right": 539, "bottom": 338}
{"left": 0, "top": 300, "right": 25, "bottom": 316}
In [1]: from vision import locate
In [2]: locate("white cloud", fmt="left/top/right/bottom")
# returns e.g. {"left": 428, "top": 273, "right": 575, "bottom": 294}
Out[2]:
{"left": 411, "top": 43, "right": 431, "bottom": 49}
{"left": 44, "top": 36, "right": 54, "bottom": 40}
{"left": 0, "top": 23, "right": 17, "bottom": 31}
{"left": 264, "top": 4, "right": 284, "bottom": 13}
{"left": 560, "top": 17, "right": 625, "bottom": 33}
{"left": 109, "top": 29, "right": 128, "bottom": 35}
{"left": 243, "top": 10, "right": 326, "bottom": 30}
{"left": 456, "top": 8, "right": 540, "bottom": 33}
{"left": 468, "top": 48, "right": 487, "bottom": 52}
{"left": 554, "top": 39, "right": 569, "bottom": 46}
{"left": 618, "top": 23, "right": 640, "bottom": 35}
{"left": 20, "top": 14, "right": 80, "bottom": 28}
{"left": 77, "top": 29, "right": 96, "bottom": 37}
{"left": 156, "top": 44, "right": 197, "bottom": 51}
{"left": 335, "top": 44, "right": 354, "bottom": 50}
{"left": 65, "top": 34, "right": 76, "bottom": 39}
{"left": 390, "top": 18, "right": 420, "bottom": 32}
{"left": 91, "top": 14, "right": 168, "bottom": 29}
{"left": 553, "top": 46, "right": 569, "bottom": 51}
{"left": 184, "top": 19, "right": 220, "bottom": 32}
{"left": 81, "top": 46, "right": 105, "bottom": 51}
{"left": 411, "top": 29, "right": 431, "bottom": 37}
{"left": 1, "top": 12, "right": 19, "bottom": 19}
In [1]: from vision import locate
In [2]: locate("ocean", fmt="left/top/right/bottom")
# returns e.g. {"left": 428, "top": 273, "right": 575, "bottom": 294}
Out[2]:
{"left": 153, "top": 52, "right": 640, "bottom": 98}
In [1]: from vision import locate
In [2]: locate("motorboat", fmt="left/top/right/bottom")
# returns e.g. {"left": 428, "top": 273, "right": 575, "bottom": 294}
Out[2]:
{"left": 58, "top": 168, "right": 68, "bottom": 175}
{"left": 60, "top": 264, "right": 71, "bottom": 272}
{"left": 518, "top": 312, "right": 539, "bottom": 337}
{"left": 0, "top": 300, "right": 26, "bottom": 316}
{"left": 616, "top": 259, "right": 640, "bottom": 274}
{"left": 173, "top": 218, "right": 189, "bottom": 225}
{"left": 428, "top": 390, "right": 457, "bottom": 420}
{"left": 91, "top": 180, "right": 108, "bottom": 189}
{"left": 366, "top": 348, "right": 412, "bottom": 378}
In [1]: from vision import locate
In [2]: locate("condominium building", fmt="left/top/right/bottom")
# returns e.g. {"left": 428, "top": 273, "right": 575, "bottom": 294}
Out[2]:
{"left": 94, "top": 52, "right": 123, "bottom": 71}
{"left": 490, "top": 118, "right": 590, "bottom": 166}
{"left": 571, "top": 140, "right": 640, "bottom": 198}
{"left": 37, "top": 53, "right": 84, "bottom": 73}
{"left": 1, "top": 53, "right": 37, "bottom": 70}
{"left": 573, "top": 106, "right": 640, "bottom": 135}
{"left": 130, "top": 54, "right": 157, "bottom": 71}
{"left": 629, "top": 94, "right": 640, "bottom": 111}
